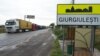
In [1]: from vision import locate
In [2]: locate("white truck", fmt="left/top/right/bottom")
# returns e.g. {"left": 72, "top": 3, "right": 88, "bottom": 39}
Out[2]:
{"left": 5, "top": 19, "right": 32, "bottom": 33}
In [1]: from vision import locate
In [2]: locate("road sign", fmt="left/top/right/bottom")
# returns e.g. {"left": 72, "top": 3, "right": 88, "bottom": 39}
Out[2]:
{"left": 26, "top": 15, "right": 35, "bottom": 19}
{"left": 57, "top": 15, "right": 100, "bottom": 25}
{"left": 57, "top": 4, "right": 97, "bottom": 56}
{"left": 57, "top": 4, "right": 100, "bottom": 25}
{"left": 57, "top": 4, "right": 100, "bottom": 14}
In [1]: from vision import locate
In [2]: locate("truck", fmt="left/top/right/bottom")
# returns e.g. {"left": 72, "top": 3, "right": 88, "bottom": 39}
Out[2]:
{"left": 5, "top": 19, "right": 32, "bottom": 33}
{"left": 32, "top": 23, "right": 37, "bottom": 31}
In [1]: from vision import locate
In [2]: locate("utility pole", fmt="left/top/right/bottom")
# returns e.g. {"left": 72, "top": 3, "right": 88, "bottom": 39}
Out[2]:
{"left": 72, "top": 0, "right": 74, "bottom": 4}
{"left": 71, "top": 0, "right": 75, "bottom": 56}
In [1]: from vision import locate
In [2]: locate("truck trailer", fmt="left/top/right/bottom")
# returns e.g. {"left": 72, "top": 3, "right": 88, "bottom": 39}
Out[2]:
{"left": 5, "top": 19, "right": 32, "bottom": 33}
{"left": 32, "top": 24, "right": 37, "bottom": 31}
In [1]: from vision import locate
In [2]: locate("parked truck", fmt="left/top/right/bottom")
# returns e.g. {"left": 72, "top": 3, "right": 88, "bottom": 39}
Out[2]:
{"left": 5, "top": 19, "right": 32, "bottom": 33}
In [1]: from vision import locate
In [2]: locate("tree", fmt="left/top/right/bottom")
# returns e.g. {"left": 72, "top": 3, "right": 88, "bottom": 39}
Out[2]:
{"left": 49, "top": 23, "right": 55, "bottom": 29}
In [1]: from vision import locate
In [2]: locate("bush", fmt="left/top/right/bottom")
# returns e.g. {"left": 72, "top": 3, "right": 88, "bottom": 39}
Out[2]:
{"left": 53, "top": 27, "right": 67, "bottom": 40}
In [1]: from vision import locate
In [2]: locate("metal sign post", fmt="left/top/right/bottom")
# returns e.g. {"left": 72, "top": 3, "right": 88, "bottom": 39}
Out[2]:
{"left": 24, "top": 15, "right": 27, "bottom": 20}
{"left": 72, "top": 0, "right": 75, "bottom": 56}
{"left": 62, "top": 25, "right": 65, "bottom": 56}
{"left": 90, "top": 26, "right": 95, "bottom": 56}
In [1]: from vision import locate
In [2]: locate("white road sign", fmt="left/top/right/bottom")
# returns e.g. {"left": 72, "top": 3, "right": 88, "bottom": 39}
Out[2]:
{"left": 57, "top": 15, "right": 100, "bottom": 25}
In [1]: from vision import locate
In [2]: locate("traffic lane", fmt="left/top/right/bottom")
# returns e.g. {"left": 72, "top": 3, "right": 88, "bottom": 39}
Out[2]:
{"left": 0, "top": 29, "right": 53, "bottom": 56}
{"left": 20, "top": 30, "right": 53, "bottom": 56}
{"left": 0, "top": 29, "right": 48, "bottom": 47}
{"left": 33, "top": 35, "right": 53, "bottom": 56}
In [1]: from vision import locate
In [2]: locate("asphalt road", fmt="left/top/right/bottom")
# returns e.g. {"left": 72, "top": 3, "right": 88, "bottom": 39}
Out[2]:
{"left": 0, "top": 29, "right": 54, "bottom": 56}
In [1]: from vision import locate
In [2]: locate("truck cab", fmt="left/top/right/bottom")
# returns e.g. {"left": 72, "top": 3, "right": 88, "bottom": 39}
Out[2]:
{"left": 5, "top": 19, "right": 19, "bottom": 33}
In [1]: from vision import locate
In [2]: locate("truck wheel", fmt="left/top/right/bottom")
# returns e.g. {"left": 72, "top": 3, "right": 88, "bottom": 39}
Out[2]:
{"left": 22, "top": 29, "right": 25, "bottom": 32}
{"left": 7, "top": 32, "right": 10, "bottom": 33}
{"left": 16, "top": 29, "right": 19, "bottom": 33}
{"left": 19, "top": 29, "right": 22, "bottom": 32}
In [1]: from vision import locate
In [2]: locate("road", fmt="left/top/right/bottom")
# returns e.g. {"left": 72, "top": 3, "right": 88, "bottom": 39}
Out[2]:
{"left": 0, "top": 29, "right": 53, "bottom": 56}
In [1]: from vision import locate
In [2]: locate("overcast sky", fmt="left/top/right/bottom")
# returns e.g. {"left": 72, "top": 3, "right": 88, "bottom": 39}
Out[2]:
{"left": 0, "top": 0, "right": 99, "bottom": 26}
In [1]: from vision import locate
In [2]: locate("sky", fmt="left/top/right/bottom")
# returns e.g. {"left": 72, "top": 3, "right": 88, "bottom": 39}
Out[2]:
{"left": 0, "top": 0, "right": 100, "bottom": 26}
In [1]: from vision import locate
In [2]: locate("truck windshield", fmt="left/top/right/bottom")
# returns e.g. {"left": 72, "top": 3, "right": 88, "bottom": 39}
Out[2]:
{"left": 5, "top": 21, "right": 16, "bottom": 25}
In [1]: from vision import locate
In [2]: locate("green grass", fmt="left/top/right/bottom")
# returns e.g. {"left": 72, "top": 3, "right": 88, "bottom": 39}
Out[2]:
{"left": 50, "top": 39, "right": 62, "bottom": 56}
{"left": 0, "top": 25, "right": 5, "bottom": 33}
{"left": 94, "top": 35, "right": 100, "bottom": 50}
{"left": 0, "top": 28, "right": 5, "bottom": 33}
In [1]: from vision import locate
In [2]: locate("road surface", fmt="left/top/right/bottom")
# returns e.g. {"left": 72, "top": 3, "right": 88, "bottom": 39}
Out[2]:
{"left": 0, "top": 29, "right": 53, "bottom": 56}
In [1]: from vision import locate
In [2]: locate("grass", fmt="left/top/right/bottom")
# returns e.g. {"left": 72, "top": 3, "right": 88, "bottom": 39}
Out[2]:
{"left": 0, "top": 28, "right": 5, "bottom": 33}
{"left": 50, "top": 39, "right": 62, "bottom": 56}
{"left": 0, "top": 25, "right": 5, "bottom": 33}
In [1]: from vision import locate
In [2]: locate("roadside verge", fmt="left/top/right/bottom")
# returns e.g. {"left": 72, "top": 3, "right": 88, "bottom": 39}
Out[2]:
{"left": 50, "top": 35, "right": 62, "bottom": 56}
